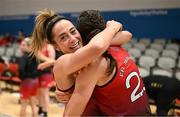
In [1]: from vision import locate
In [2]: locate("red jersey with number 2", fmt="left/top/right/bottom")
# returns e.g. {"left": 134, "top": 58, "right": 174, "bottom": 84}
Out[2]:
{"left": 94, "top": 46, "right": 151, "bottom": 116}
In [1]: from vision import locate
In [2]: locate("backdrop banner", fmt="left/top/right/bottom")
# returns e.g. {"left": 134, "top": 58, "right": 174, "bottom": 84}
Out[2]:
{"left": 0, "top": 8, "right": 180, "bottom": 39}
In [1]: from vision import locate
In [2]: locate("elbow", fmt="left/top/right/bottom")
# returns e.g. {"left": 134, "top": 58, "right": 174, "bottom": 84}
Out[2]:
{"left": 92, "top": 44, "right": 107, "bottom": 56}
{"left": 124, "top": 31, "right": 133, "bottom": 40}
{"left": 86, "top": 41, "right": 107, "bottom": 57}
{"left": 129, "top": 32, "right": 133, "bottom": 40}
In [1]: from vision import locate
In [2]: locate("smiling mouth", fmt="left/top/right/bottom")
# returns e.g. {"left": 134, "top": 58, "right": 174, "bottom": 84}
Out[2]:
{"left": 70, "top": 41, "right": 81, "bottom": 50}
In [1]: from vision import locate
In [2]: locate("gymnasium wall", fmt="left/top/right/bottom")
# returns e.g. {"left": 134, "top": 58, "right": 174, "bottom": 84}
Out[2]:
{"left": 0, "top": 0, "right": 180, "bottom": 39}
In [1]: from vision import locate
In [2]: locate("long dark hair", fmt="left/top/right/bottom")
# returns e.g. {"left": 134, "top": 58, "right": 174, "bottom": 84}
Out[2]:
{"left": 77, "top": 10, "right": 117, "bottom": 75}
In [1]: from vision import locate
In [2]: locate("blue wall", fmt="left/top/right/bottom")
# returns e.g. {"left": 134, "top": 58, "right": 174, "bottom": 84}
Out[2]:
{"left": 0, "top": 8, "right": 180, "bottom": 39}
{"left": 101, "top": 8, "right": 180, "bottom": 39}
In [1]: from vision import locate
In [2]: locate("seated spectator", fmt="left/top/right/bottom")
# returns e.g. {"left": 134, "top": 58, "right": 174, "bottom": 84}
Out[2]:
{"left": 142, "top": 75, "right": 180, "bottom": 116}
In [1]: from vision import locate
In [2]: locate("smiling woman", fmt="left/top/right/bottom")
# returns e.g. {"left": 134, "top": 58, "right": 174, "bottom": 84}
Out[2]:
{"left": 31, "top": 8, "right": 122, "bottom": 116}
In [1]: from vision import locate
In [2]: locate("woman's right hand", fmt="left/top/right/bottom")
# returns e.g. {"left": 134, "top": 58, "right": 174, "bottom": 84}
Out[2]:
{"left": 38, "top": 60, "right": 55, "bottom": 70}
{"left": 106, "top": 20, "right": 123, "bottom": 33}
{"left": 55, "top": 88, "right": 71, "bottom": 104}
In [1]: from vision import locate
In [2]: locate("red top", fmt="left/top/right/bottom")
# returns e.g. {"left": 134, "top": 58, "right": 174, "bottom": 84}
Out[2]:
{"left": 41, "top": 44, "right": 49, "bottom": 57}
{"left": 94, "top": 47, "right": 150, "bottom": 116}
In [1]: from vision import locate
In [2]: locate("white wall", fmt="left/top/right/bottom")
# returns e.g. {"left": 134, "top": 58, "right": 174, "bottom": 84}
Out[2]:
{"left": 0, "top": 0, "right": 180, "bottom": 16}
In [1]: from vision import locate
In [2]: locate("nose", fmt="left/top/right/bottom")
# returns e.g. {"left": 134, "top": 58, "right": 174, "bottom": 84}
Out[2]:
{"left": 68, "top": 34, "right": 76, "bottom": 43}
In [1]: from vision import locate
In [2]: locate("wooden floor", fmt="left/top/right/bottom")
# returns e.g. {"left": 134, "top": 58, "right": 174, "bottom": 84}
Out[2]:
{"left": 0, "top": 91, "right": 65, "bottom": 117}
{"left": 0, "top": 81, "right": 179, "bottom": 117}
{"left": 0, "top": 81, "right": 64, "bottom": 117}
{"left": 0, "top": 90, "right": 155, "bottom": 117}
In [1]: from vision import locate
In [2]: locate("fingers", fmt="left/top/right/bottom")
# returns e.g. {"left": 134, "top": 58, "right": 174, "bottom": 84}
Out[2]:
{"left": 59, "top": 99, "right": 68, "bottom": 104}
{"left": 37, "top": 62, "right": 49, "bottom": 70}
{"left": 37, "top": 64, "right": 42, "bottom": 70}
{"left": 106, "top": 20, "right": 123, "bottom": 33}
{"left": 55, "top": 88, "right": 71, "bottom": 104}
{"left": 55, "top": 94, "right": 69, "bottom": 104}
{"left": 38, "top": 65, "right": 44, "bottom": 70}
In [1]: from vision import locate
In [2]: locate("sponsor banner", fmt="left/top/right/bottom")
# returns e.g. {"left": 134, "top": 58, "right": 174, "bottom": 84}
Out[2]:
{"left": 0, "top": 8, "right": 180, "bottom": 39}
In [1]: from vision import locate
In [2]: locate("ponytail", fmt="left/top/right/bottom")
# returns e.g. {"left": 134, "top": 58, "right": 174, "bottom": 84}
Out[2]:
{"left": 31, "top": 9, "right": 56, "bottom": 56}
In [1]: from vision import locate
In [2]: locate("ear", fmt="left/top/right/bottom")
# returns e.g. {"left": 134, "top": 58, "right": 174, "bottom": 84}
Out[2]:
{"left": 53, "top": 43, "right": 60, "bottom": 51}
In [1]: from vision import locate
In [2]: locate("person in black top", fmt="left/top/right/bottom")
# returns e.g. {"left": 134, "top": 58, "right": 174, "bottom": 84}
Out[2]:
{"left": 36, "top": 41, "right": 55, "bottom": 117}
{"left": 18, "top": 37, "right": 40, "bottom": 117}
{"left": 142, "top": 75, "right": 180, "bottom": 116}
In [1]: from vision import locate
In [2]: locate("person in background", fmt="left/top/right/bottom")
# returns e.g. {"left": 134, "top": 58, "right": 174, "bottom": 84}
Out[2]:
{"left": 142, "top": 75, "right": 180, "bottom": 116}
{"left": 18, "top": 37, "right": 40, "bottom": 117}
{"left": 17, "top": 30, "right": 25, "bottom": 43}
{"left": 0, "top": 57, "right": 5, "bottom": 94}
{"left": 36, "top": 40, "right": 55, "bottom": 117}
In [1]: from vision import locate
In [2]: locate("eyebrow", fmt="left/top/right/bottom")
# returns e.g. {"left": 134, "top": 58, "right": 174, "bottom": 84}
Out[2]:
{"left": 58, "top": 27, "right": 76, "bottom": 38}
{"left": 59, "top": 32, "right": 65, "bottom": 38}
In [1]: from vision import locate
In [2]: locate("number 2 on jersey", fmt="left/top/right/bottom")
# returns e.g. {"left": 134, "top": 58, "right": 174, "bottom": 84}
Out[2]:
{"left": 126, "top": 72, "right": 145, "bottom": 102}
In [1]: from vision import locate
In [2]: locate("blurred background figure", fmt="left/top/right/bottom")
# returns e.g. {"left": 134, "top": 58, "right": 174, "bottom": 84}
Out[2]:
{"left": 37, "top": 40, "right": 55, "bottom": 117}
{"left": 0, "top": 57, "right": 5, "bottom": 94}
{"left": 18, "top": 37, "right": 40, "bottom": 117}
{"left": 16, "top": 30, "right": 25, "bottom": 43}
{"left": 142, "top": 75, "right": 180, "bottom": 116}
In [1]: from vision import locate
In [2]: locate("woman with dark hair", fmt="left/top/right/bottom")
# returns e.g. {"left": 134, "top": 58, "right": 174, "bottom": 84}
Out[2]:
{"left": 54, "top": 10, "right": 150, "bottom": 116}
{"left": 31, "top": 9, "right": 125, "bottom": 116}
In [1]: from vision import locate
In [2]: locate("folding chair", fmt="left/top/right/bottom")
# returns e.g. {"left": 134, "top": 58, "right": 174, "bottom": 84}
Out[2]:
{"left": 161, "top": 49, "right": 178, "bottom": 60}
{"left": 152, "top": 57, "right": 176, "bottom": 77}
{"left": 5, "top": 47, "right": 15, "bottom": 57}
{"left": 139, "top": 38, "right": 151, "bottom": 47}
{"left": 153, "top": 38, "right": 166, "bottom": 46}
{"left": 144, "top": 48, "right": 160, "bottom": 59}
{"left": 128, "top": 48, "right": 141, "bottom": 62}
{"left": 165, "top": 43, "right": 179, "bottom": 53}
{"left": 0, "top": 46, "right": 6, "bottom": 56}
{"left": 14, "top": 48, "right": 23, "bottom": 58}
{"left": 175, "top": 57, "right": 180, "bottom": 81}
{"left": 122, "top": 43, "right": 132, "bottom": 51}
{"left": 150, "top": 43, "right": 164, "bottom": 53}
{"left": 138, "top": 55, "right": 156, "bottom": 77}
{"left": 134, "top": 43, "right": 146, "bottom": 52}
{"left": 1, "top": 63, "right": 20, "bottom": 92}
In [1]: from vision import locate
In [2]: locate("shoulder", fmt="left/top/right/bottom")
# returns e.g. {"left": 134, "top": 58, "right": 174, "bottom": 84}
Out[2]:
{"left": 89, "top": 57, "right": 108, "bottom": 74}
{"left": 53, "top": 54, "right": 71, "bottom": 75}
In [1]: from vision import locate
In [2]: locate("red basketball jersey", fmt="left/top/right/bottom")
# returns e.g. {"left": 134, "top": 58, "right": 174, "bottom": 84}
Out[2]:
{"left": 41, "top": 44, "right": 49, "bottom": 57}
{"left": 94, "top": 46, "right": 150, "bottom": 116}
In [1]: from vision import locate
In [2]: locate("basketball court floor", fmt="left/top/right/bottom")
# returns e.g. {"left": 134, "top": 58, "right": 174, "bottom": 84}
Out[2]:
{"left": 0, "top": 81, "right": 179, "bottom": 117}
{"left": 0, "top": 91, "right": 64, "bottom": 117}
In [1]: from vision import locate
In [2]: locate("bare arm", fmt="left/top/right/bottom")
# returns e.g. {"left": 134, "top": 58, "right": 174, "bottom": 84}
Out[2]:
{"left": 36, "top": 43, "right": 55, "bottom": 61}
{"left": 47, "top": 44, "right": 56, "bottom": 60}
{"left": 36, "top": 51, "right": 53, "bottom": 61}
{"left": 54, "top": 20, "right": 122, "bottom": 77}
{"left": 37, "top": 43, "right": 56, "bottom": 70}
{"left": 64, "top": 58, "right": 107, "bottom": 116}
{"left": 110, "top": 31, "right": 132, "bottom": 46}
{"left": 39, "top": 30, "right": 131, "bottom": 70}
{"left": 38, "top": 60, "right": 55, "bottom": 70}
{"left": 55, "top": 88, "right": 72, "bottom": 104}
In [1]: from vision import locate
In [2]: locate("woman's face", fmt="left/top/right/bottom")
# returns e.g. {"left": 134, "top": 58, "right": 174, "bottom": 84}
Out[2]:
{"left": 20, "top": 40, "right": 29, "bottom": 52}
{"left": 52, "top": 19, "right": 83, "bottom": 53}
